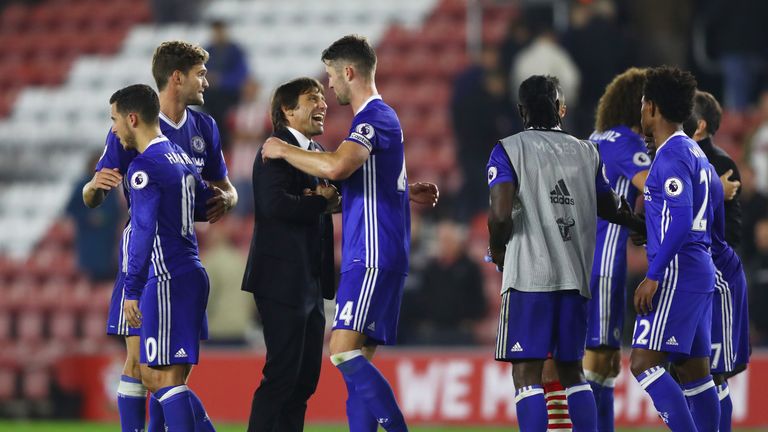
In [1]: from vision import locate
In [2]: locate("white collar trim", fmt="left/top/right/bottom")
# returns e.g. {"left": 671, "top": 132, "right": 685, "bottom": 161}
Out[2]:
{"left": 159, "top": 109, "right": 188, "bottom": 130}
{"left": 287, "top": 126, "right": 311, "bottom": 150}
{"left": 355, "top": 94, "right": 382, "bottom": 115}
{"left": 657, "top": 130, "right": 687, "bottom": 152}
{"left": 146, "top": 134, "right": 168, "bottom": 149}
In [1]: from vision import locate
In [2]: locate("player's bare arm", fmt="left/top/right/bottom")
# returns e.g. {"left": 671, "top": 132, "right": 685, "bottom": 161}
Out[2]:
{"left": 631, "top": 170, "right": 649, "bottom": 191}
{"left": 82, "top": 167, "right": 122, "bottom": 208}
{"left": 409, "top": 182, "right": 439, "bottom": 207}
{"left": 262, "top": 137, "right": 369, "bottom": 181}
{"left": 487, "top": 181, "right": 516, "bottom": 270}
{"left": 206, "top": 177, "right": 238, "bottom": 223}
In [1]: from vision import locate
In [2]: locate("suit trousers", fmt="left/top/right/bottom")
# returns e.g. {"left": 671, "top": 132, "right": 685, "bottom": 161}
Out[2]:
{"left": 247, "top": 286, "right": 326, "bottom": 432}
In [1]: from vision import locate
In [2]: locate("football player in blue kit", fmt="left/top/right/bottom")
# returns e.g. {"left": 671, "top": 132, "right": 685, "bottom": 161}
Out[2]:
{"left": 109, "top": 84, "right": 214, "bottom": 432}
{"left": 261, "top": 35, "right": 438, "bottom": 432}
{"left": 584, "top": 67, "right": 650, "bottom": 431}
{"left": 630, "top": 66, "right": 719, "bottom": 432}
{"left": 682, "top": 92, "right": 749, "bottom": 432}
{"left": 83, "top": 41, "right": 235, "bottom": 431}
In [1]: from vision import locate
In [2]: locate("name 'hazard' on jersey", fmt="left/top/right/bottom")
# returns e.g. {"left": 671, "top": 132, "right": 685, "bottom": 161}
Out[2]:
{"left": 96, "top": 108, "right": 228, "bottom": 209}
{"left": 123, "top": 137, "right": 211, "bottom": 300}
{"left": 341, "top": 95, "right": 410, "bottom": 274}
{"left": 643, "top": 131, "right": 714, "bottom": 292}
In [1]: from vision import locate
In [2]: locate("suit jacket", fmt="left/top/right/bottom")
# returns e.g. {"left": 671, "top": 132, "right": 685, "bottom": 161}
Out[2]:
{"left": 241, "top": 128, "right": 336, "bottom": 305}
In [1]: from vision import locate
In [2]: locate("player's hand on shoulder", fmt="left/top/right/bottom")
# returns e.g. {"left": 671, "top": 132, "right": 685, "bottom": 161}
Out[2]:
{"left": 261, "top": 137, "right": 288, "bottom": 161}
{"left": 90, "top": 168, "right": 122, "bottom": 191}
{"left": 409, "top": 182, "right": 439, "bottom": 207}
{"left": 634, "top": 277, "right": 658, "bottom": 315}
{"left": 720, "top": 169, "right": 740, "bottom": 201}
{"left": 123, "top": 299, "right": 142, "bottom": 328}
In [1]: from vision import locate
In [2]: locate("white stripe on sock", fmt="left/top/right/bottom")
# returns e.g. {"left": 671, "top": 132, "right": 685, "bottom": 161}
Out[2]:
{"left": 718, "top": 384, "right": 730, "bottom": 401}
{"left": 683, "top": 379, "right": 715, "bottom": 397}
{"left": 157, "top": 385, "right": 189, "bottom": 403}
{"left": 117, "top": 380, "right": 147, "bottom": 398}
{"left": 637, "top": 367, "right": 665, "bottom": 390}
{"left": 514, "top": 387, "right": 544, "bottom": 403}
{"left": 565, "top": 383, "right": 592, "bottom": 397}
{"left": 584, "top": 370, "right": 606, "bottom": 385}
{"left": 330, "top": 349, "right": 363, "bottom": 366}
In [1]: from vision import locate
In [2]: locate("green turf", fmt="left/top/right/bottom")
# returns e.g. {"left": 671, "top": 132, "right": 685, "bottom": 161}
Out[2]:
{"left": 0, "top": 423, "right": 764, "bottom": 432}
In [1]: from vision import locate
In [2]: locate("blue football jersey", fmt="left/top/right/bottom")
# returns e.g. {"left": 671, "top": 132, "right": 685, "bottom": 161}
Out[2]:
{"left": 341, "top": 96, "right": 410, "bottom": 274}
{"left": 708, "top": 164, "right": 741, "bottom": 275}
{"left": 589, "top": 126, "right": 651, "bottom": 279}
{"left": 96, "top": 108, "right": 228, "bottom": 208}
{"left": 124, "top": 137, "right": 211, "bottom": 299}
{"left": 643, "top": 131, "right": 714, "bottom": 292}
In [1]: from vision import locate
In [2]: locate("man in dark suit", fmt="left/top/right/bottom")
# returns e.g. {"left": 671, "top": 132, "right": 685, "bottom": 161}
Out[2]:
{"left": 241, "top": 77, "right": 340, "bottom": 432}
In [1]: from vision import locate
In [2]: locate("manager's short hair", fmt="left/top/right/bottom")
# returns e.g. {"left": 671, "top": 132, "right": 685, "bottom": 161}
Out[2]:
{"left": 270, "top": 77, "right": 324, "bottom": 131}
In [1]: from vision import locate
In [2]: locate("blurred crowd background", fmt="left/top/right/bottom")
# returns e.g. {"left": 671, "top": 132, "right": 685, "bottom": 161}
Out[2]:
{"left": 1, "top": 0, "right": 768, "bottom": 419}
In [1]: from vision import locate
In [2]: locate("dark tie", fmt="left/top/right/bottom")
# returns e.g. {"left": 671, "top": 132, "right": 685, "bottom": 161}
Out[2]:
{"left": 309, "top": 141, "right": 329, "bottom": 186}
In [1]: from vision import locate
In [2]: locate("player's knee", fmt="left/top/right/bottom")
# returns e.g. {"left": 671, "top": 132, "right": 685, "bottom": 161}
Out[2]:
{"left": 511, "top": 361, "right": 544, "bottom": 389}
{"left": 629, "top": 351, "right": 656, "bottom": 377}
{"left": 609, "top": 351, "right": 621, "bottom": 377}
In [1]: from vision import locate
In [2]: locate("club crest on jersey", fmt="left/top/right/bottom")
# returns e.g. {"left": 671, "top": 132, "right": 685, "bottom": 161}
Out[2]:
{"left": 191, "top": 136, "right": 206, "bottom": 153}
{"left": 130, "top": 171, "right": 149, "bottom": 190}
{"left": 664, "top": 177, "right": 683, "bottom": 197}
{"left": 556, "top": 216, "right": 576, "bottom": 241}
{"left": 633, "top": 152, "right": 651, "bottom": 167}
{"left": 487, "top": 166, "right": 498, "bottom": 184}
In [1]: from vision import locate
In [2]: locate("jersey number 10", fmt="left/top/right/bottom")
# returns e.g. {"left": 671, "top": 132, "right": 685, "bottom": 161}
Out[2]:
{"left": 181, "top": 174, "right": 196, "bottom": 236}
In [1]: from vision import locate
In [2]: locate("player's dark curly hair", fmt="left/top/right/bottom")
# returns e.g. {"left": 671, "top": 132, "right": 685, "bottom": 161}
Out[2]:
{"left": 152, "top": 41, "right": 210, "bottom": 91}
{"left": 682, "top": 90, "right": 722, "bottom": 137}
{"left": 270, "top": 77, "right": 324, "bottom": 131}
{"left": 595, "top": 67, "right": 646, "bottom": 132}
{"left": 110, "top": 84, "right": 160, "bottom": 124}
{"left": 643, "top": 66, "right": 697, "bottom": 124}
{"left": 321, "top": 34, "right": 377, "bottom": 79}
{"left": 518, "top": 75, "right": 561, "bottom": 129}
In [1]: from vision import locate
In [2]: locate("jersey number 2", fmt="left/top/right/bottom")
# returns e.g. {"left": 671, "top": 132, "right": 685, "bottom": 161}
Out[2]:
{"left": 692, "top": 168, "right": 709, "bottom": 231}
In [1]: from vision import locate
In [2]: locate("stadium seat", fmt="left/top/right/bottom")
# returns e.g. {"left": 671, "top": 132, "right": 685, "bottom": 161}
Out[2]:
{"left": 0, "top": 367, "right": 15, "bottom": 400}
{"left": 17, "top": 310, "right": 45, "bottom": 345}
{"left": 22, "top": 367, "right": 50, "bottom": 400}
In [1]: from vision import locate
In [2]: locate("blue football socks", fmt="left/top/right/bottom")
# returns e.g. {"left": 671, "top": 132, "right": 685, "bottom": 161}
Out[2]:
{"left": 116, "top": 375, "right": 146, "bottom": 432}
{"left": 343, "top": 374, "right": 378, "bottom": 432}
{"left": 514, "top": 385, "right": 547, "bottom": 431}
{"left": 154, "top": 385, "right": 195, "bottom": 432}
{"left": 636, "top": 367, "right": 696, "bottom": 431}
{"left": 682, "top": 376, "right": 720, "bottom": 432}
{"left": 565, "top": 383, "right": 598, "bottom": 431}
{"left": 147, "top": 394, "right": 165, "bottom": 432}
{"left": 332, "top": 350, "right": 407, "bottom": 431}
{"left": 586, "top": 371, "right": 615, "bottom": 432}
{"left": 718, "top": 382, "right": 732, "bottom": 432}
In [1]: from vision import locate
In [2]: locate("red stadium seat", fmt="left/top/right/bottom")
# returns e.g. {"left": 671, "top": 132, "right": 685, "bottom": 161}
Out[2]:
{"left": 0, "top": 367, "right": 15, "bottom": 400}
{"left": 49, "top": 310, "right": 77, "bottom": 343}
{"left": 17, "top": 310, "right": 45, "bottom": 344}
{"left": 0, "top": 3, "right": 31, "bottom": 34}
{"left": 22, "top": 367, "right": 50, "bottom": 400}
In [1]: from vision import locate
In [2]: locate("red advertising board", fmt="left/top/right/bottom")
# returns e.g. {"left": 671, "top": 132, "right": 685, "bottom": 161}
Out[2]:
{"left": 56, "top": 349, "right": 768, "bottom": 426}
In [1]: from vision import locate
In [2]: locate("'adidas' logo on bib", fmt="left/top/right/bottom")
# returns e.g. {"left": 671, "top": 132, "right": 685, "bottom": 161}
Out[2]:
{"left": 550, "top": 179, "right": 575, "bottom": 205}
